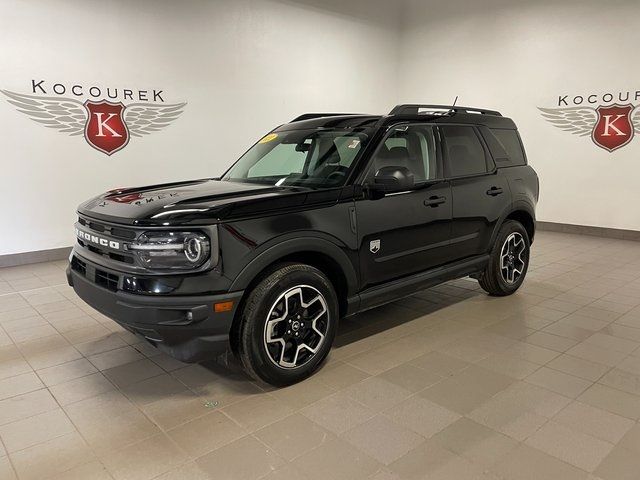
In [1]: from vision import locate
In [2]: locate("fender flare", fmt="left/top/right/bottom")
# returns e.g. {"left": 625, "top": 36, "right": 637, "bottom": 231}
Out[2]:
{"left": 488, "top": 200, "right": 537, "bottom": 248}
{"left": 228, "top": 234, "right": 359, "bottom": 295}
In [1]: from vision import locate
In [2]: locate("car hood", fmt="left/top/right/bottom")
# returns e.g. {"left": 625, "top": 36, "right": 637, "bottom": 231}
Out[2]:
{"left": 78, "top": 178, "right": 342, "bottom": 226}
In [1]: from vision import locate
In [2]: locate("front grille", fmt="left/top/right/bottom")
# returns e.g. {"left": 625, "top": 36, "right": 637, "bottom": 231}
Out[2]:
{"left": 78, "top": 217, "right": 136, "bottom": 240}
{"left": 95, "top": 269, "right": 119, "bottom": 292}
{"left": 77, "top": 216, "right": 137, "bottom": 265}
{"left": 71, "top": 256, "right": 86, "bottom": 276}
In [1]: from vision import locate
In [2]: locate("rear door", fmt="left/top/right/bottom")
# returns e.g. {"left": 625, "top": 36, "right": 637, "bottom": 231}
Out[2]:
{"left": 355, "top": 124, "right": 453, "bottom": 288}
{"left": 440, "top": 125, "right": 511, "bottom": 260}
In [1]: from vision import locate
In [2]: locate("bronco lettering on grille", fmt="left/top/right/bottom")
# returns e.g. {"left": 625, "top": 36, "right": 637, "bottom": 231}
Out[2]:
{"left": 75, "top": 228, "right": 121, "bottom": 250}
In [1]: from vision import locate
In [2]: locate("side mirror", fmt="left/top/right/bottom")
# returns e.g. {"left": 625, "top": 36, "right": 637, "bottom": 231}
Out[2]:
{"left": 372, "top": 166, "right": 415, "bottom": 195}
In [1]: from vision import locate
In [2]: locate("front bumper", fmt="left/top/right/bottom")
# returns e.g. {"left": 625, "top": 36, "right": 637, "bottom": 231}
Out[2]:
{"left": 66, "top": 256, "right": 243, "bottom": 363}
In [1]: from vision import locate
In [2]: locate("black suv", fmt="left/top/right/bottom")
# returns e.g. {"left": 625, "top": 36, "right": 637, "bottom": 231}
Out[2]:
{"left": 67, "top": 104, "right": 538, "bottom": 386}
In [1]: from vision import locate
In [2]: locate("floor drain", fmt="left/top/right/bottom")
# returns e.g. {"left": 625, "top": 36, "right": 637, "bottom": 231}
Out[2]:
{"left": 203, "top": 400, "right": 219, "bottom": 408}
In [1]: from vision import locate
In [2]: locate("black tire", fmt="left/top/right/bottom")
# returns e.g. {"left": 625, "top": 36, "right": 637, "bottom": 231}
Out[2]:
{"left": 237, "top": 263, "right": 338, "bottom": 387}
{"left": 478, "top": 220, "right": 530, "bottom": 296}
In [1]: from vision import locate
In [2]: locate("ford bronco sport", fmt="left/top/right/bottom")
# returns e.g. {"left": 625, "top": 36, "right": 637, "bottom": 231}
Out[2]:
{"left": 67, "top": 104, "right": 539, "bottom": 386}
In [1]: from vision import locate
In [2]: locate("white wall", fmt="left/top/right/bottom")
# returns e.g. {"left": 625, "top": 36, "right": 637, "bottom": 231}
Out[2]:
{"left": 0, "top": 0, "right": 400, "bottom": 255}
{"left": 3, "top": 0, "right": 640, "bottom": 257}
{"left": 398, "top": 0, "right": 640, "bottom": 231}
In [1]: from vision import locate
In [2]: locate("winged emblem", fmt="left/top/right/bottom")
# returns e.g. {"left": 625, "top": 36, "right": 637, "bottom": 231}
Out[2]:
{"left": 1, "top": 89, "right": 186, "bottom": 155}
{"left": 539, "top": 104, "right": 640, "bottom": 152}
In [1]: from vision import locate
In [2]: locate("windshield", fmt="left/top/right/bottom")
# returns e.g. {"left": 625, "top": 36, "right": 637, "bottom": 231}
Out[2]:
{"left": 222, "top": 129, "right": 369, "bottom": 188}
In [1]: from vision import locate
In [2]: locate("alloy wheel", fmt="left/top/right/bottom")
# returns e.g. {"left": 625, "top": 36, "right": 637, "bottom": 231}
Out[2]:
{"left": 263, "top": 285, "right": 329, "bottom": 369}
{"left": 500, "top": 232, "right": 526, "bottom": 284}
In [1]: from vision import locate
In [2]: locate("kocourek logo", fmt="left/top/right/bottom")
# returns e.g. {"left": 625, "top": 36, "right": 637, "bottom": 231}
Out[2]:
{"left": 1, "top": 80, "right": 186, "bottom": 155}
{"left": 539, "top": 92, "right": 640, "bottom": 152}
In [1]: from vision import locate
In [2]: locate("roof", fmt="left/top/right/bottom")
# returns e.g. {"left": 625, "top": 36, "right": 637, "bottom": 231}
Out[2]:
{"left": 279, "top": 104, "right": 517, "bottom": 131}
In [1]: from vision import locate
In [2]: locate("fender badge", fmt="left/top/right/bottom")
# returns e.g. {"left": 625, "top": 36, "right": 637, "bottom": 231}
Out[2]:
{"left": 370, "top": 239, "right": 380, "bottom": 254}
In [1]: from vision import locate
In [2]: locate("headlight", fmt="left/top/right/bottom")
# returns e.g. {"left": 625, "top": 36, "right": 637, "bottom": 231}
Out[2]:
{"left": 129, "top": 231, "right": 211, "bottom": 270}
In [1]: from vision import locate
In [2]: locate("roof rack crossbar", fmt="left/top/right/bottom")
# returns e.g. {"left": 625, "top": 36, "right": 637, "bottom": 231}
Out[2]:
{"left": 290, "top": 113, "right": 354, "bottom": 122}
{"left": 389, "top": 104, "right": 502, "bottom": 117}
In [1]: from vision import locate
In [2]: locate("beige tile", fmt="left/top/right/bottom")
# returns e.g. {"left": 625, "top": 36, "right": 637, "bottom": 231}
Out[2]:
{"left": 477, "top": 353, "right": 541, "bottom": 379}
{"left": 49, "top": 460, "right": 113, "bottom": 480}
{"left": 23, "top": 345, "right": 82, "bottom": 370}
{"left": 617, "top": 424, "right": 640, "bottom": 455}
{"left": 0, "top": 456, "right": 16, "bottom": 480}
{"left": 8, "top": 324, "right": 58, "bottom": 343}
{"left": 0, "top": 388, "right": 58, "bottom": 426}
{"left": 566, "top": 343, "right": 628, "bottom": 367}
{"left": 344, "top": 376, "right": 413, "bottom": 412}
{"left": 553, "top": 401, "right": 634, "bottom": 444}
{"left": 9, "top": 432, "right": 95, "bottom": 480}
{"left": 222, "top": 393, "right": 294, "bottom": 432}
{"left": 291, "top": 436, "right": 381, "bottom": 480}
{"left": 387, "top": 440, "right": 459, "bottom": 480}
{"left": 89, "top": 346, "right": 146, "bottom": 371}
{"left": 49, "top": 372, "right": 114, "bottom": 406}
{"left": 469, "top": 382, "right": 571, "bottom": 440}
{"left": 101, "top": 434, "right": 187, "bottom": 480}
{"left": 255, "top": 413, "right": 333, "bottom": 461}
{"left": 578, "top": 384, "right": 640, "bottom": 420}
{"left": 103, "top": 358, "right": 164, "bottom": 388}
{"left": 524, "top": 331, "right": 579, "bottom": 352}
{"left": 0, "top": 372, "right": 43, "bottom": 400}
{"left": 153, "top": 462, "right": 210, "bottom": 480}
{"left": 377, "top": 363, "right": 442, "bottom": 392}
{"left": 37, "top": 358, "right": 97, "bottom": 386}
{"left": 583, "top": 333, "right": 639, "bottom": 355}
{"left": 409, "top": 351, "right": 470, "bottom": 377}
{"left": 142, "top": 391, "right": 210, "bottom": 430}
{"left": 75, "top": 334, "right": 128, "bottom": 357}
{"left": 525, "top": 420, "right": 614, "bottom": 471}
{"left": 197, "top": 435, "right": 285, "bottom": 480}
{"left": 594, "top": 445, "right": 640, "bottom": 480}
{"left": 547, "top": 354, "right": 612, "bottom": 381}
{"left": 167, "top": 410, "right": 245, "bottom": 457}
{"left": 0, "top": 355, "right": 32, "bottom": 381}
{"left": 432, "top": 417, "right": 518, "bottom": 468}
{"left": 120, "top": 374, "right": 187, "bottom": 405}
{"left": 301, "top": 391, "right": 376, "bottom": 435}
{"left": 526, "top": 366, "right": 592, "bottom": 398}
{"left": 420, "top": 365, "right": 513, "bottom": 414}
{"left": 599, "top": 368, "right": 640, "bottom": 396}
{"left": 384, "top": 395, "right": 460, "bottom": 438}
{"left": 0, "top": 408, "right": 75, "bottom": 453}
{"left": 268, "top": 376, "right": 336, "bottom": 409}
{"left": 491, "top": 444, "right": 588, "bottom": 480}
{"left": 502, "top": 342, "right": 560, "bottom": 364}
{"left": 343, "top": 414, "right": 424, "bottom": 465}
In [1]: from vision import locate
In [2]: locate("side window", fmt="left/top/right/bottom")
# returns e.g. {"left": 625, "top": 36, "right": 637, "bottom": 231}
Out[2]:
{"left": 441, "top": 125, "right": 488, "bottom": 177}
{"left": 369, "top": 125, "right": 438, "bottom": 183}
{"left": 491, "top": 129, "right": 526, "bottom": 166}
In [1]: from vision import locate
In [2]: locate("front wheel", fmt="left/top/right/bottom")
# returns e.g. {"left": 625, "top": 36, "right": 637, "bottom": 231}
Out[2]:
{"left": 478, "top": 220, "right": 530, "bottom": 296}
{"left": 237, "top": 263, "right": 338, "bottom": 386}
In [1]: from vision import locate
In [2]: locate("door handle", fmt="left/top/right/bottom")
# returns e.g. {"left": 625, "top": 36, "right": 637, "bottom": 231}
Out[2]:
{"left": 486, "top": 186, "right": 504, "bottom": 196}
{"left": 424, "top": 195, "right": 446, "bottom": 207}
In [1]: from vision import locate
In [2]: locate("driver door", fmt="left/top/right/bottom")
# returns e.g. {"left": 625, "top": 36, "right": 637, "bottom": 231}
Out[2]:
{"left": 356, "top": 124, "right": 453, "bottom": 288}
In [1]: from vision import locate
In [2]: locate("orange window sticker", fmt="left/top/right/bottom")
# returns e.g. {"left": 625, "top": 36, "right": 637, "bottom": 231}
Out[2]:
{"left": 259, "top": 133, "right": 278, "bottom": 144}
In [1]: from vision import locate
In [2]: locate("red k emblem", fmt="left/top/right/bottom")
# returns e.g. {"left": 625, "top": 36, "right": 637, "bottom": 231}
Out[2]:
{"left": 84, "top": 100, "right": 129, "bottom": 155}
{"left": 592, "top": 104, "right": 634, "bottom": 152}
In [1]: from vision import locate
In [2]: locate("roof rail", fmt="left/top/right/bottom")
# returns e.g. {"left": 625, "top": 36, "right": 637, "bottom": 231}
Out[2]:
{"left": 389, "top": 104, "right": 502, "bottom": 117}
{"left": 290, "top": 113, "right": 354, "bottom": 122}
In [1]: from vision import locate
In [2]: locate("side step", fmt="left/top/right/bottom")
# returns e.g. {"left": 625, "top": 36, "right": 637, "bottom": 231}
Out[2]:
{"left": 353, "top": 255, "right": 489, "bottom": 314}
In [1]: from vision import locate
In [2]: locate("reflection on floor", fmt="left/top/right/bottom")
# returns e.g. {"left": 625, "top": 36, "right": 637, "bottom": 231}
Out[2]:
{"left": 1, "top": 231, "right": 640, "bottom": 480}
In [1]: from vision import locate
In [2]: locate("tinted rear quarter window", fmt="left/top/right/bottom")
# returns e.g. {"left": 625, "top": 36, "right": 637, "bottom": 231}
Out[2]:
{"left": 490, "top": 128, "right": 526, "bottom": 166}
{"left": 441, "top": 125, "right": 488, "bottom": 177}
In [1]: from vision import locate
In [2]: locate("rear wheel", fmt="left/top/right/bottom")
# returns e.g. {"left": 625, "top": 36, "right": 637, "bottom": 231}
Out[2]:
{"left": 237, "top": 263, "right": 338, "bottom": 386}
{"left": 478, "top": 220, "right": 530, "bottom": 296}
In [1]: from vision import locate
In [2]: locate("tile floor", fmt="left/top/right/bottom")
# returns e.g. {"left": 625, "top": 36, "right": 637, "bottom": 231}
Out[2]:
{"left": 1, "top": 231, "right": 640, "bottom": 480}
